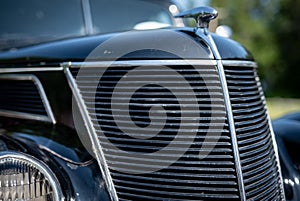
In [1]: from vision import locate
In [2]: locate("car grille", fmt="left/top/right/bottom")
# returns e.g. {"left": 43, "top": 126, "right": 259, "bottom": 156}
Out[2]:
{"left": 0, "top": 75, "right": 54, "bottom": 123}
{"left": 224, "top": 66, "right": 283, "bottom": 200}
{"left": 69, "top": 62, "right": 284, "bottom": 201}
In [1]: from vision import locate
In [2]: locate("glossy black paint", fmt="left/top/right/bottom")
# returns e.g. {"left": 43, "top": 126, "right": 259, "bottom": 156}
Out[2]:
{"left": 34, "top": 71, "right": 74, "bottom": 127}
{"left": 0, "top": 27, "right": 272, "bottom": 200}
{"left": 273, "top": 112, "right": 300, "bottom": 201}
{"left": 0, "top": 70, "right": 74, "bottom": 128}
{"left": 179, "top": 28, "right": 254, "bottom": 61}
{"left": 0, "top": 121, "right": 110, "bottom": 201}
{"left": 212, "top": 34, "right": 254, "bottom": 60}
{"left": 0, "top": 28, "right": 253, "bottom": 68}
{"left": 0, "top": 63, "right": 111, "bottom": 199}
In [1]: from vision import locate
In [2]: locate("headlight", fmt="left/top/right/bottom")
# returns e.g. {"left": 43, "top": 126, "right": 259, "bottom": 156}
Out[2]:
{"left": 0, "top": 151, "right": 63, "bottom": 201}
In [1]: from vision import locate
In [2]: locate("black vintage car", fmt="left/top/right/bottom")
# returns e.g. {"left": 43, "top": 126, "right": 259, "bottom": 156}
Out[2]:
{"left": 0, "top": 1, "right": 291, "bottom": 201}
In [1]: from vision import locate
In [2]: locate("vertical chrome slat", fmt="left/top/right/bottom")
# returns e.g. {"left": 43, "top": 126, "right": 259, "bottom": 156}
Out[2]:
{"left": 215, "top": 60, "right": 246, "bottom": 201}
{"left": 202, "top": 31, "right": 246, "bottom": 201}
{"left": 259, "top": 75, "right": 286, "bottom": 200}
{"left": 268, "top": 117, "right": 286, "bottom": 200}
{"left": 31, "top": 76, "right": 56, "bottom": 124}
{"left": 63, "top": 65, "right": 119, "bottom": 201}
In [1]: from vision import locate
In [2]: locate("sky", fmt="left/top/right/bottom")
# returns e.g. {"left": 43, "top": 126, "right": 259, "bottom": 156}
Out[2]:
{"left": 176, "top": 0, "right": 210, "bottom": 10}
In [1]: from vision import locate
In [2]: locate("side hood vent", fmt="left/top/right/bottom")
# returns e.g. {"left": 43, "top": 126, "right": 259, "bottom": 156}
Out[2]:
{"left": 0, "top": 75, "right": 55, "bottom": 123}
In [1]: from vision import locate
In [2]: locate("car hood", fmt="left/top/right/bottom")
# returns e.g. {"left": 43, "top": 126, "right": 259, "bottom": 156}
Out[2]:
{"left": 0, "top": 28, "right": 253, "bottom": 67}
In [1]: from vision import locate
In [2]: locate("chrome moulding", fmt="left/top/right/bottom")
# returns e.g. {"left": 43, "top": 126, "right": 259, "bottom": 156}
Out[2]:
{"left": 0, "top": 151, "right": 64, "bottom": 201}
{"left": 215, "top": 60, "right": 246, "bottom": 201}
{"left": 207, "top": 36, "right": 246, "bottom": 200}
{"left": 64, "top": 58, "right": 285, "bottom": 200}
{"left": 64, "top": 66, "right": 119, "bottom": 201}
{"left": 0, "top": 74, "right": 56, "bottom": 124}
{"left": 207, "top": 31, "right": 285, "bottom": 200}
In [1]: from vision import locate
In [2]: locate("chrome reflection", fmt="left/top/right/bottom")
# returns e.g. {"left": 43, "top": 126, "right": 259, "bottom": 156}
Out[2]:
{"left": 0, "top": 151, "right": 63, "bottom": 201}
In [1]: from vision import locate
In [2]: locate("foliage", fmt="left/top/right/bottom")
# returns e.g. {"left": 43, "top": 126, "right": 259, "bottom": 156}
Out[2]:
{"left": 266, "top": 98, "right": 300, "bottom": 119}
{"left": 271, "top": 0, "right": 300, "bottom": 97}
{"left": 211, "top": 0, "right": 300, "bottom": 97}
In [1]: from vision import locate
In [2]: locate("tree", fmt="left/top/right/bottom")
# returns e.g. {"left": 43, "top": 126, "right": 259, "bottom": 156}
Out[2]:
{"left": 271, "top": 0, "right": 300, "bottom": 97}
{"left": 211, "top": 0, "right": 300, "bottom": 97}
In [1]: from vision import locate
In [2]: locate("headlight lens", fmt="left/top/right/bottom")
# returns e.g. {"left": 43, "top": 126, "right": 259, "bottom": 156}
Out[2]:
{"left": 0, "top": 151, "right": 63, "bottom": 201}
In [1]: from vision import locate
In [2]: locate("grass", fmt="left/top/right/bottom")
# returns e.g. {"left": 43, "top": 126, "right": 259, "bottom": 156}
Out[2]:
{"left": 266, "top": 98, "right": 300, "bottom": 119}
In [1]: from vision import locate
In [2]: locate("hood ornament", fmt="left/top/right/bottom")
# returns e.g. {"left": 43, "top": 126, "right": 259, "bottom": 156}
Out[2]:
{"left": 175, "top": 6, "right": 218, "bottom": 34}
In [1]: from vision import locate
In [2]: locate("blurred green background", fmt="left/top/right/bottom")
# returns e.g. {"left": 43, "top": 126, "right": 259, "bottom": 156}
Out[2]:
{"left": 180, "top": 0, "right": 300, "bottom": 119}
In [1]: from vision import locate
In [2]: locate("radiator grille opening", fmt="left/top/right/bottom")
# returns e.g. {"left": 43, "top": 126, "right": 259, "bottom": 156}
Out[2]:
{"left": 72, "top": 65, "right": 240, "bottom": 201}
{"left": 70, "top": 62, "right": 284, "bottom": 201}
{"left": 224, "top": 66, "right": 284, "bottom": 201}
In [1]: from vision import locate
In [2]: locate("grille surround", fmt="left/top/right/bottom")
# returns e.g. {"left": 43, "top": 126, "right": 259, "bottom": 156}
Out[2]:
{"left": 72, "top": 62, "right": 239, "bottom": 200}
{"left": 65, "top": 59, "right": 285, "bottom": 201}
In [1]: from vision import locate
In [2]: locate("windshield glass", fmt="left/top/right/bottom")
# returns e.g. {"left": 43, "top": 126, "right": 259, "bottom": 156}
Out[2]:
{"left": 0, "top": 0, "right": 85, "bottom": 51}
{"left": 90, "top": 0, "right": 174, "bottom": 34}
{"left": 0, "top": 0, "right": 175, "bottom": 51}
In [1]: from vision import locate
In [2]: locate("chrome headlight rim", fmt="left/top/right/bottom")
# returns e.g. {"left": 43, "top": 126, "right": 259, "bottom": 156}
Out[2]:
{"left": 0, "top": 151, "right": 64, "bottom": 201}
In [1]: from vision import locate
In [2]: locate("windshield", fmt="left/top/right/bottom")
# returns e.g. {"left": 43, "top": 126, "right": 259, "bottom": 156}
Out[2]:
{"left": 0, "top": 0, "right": 85, "bottom": 51}
{"left": 90, "top": 0, "right": 173, "bottom": 34}
{"left": 0, "top": 0, "right": 175, "bottom": 51}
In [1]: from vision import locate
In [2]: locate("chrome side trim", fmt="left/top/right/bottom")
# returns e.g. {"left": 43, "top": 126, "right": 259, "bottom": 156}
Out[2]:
{"left": 264, "top": 97, "right": 286, "bottom": 199}
{"left": 68, "top": 59, "right": 217, "bottom": 68}
{"left": 0, "top": 151, "right": 64, "bottom": 201}
{"left": 203, "top": 32, "right": 247, "bottom": 200}
{"left": 81, "top": 0, "right": 94, "bottom": 35}
{"left": 222, "top": 60, "right": 258, "bottom": 68}
{"left": 0, "top": 67, "right": 63, "bottom": 73}
{"left": 63, "top": 66, "right": 119, "bottom": 201}
{"left": 0, "top": 110, "right": 50, "bottom": 123}
{"left": 30, "top": 75, "right": 56, "bottom": 124}
{"left": 0, "top": 74, "right": 56, "bottom": 124}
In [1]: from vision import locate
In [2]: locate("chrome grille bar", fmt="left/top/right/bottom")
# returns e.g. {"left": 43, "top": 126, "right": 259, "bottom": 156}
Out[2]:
{"left": 67, "top": 62, "right": 241, "bottom": 200}
{"left": 65, "top": 59, "right": 285, "bottom": 200}
{"left": 224, "top": 64, "right": 285, "bottom": 200}
{"left": 205, "top": 32, "right": 247, "bottom": 201}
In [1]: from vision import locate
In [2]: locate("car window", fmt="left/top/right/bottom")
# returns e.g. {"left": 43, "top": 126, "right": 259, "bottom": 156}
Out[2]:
{"left": 90, "top": 0, "right": 174, "bottom": 33}
{"left": 0, "top": 0, "right": 85, "bottom": 51}
{"left": 0, "top": 0, "right": 175, "bottom": 51}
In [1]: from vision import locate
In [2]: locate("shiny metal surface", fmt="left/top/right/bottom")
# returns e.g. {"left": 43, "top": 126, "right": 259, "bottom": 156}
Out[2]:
{"left": 204, "top": 33, "right": 247, "bottom": 200}
{"left": 69, "top": 60, "right": 217, "bottom": 68}
{"left": 0, "top": 151, "right": 64, "bottom": 201}
{"left": 224, "top": 65, "right": 285, "bottom": 200}
{"left": 0, "top": 74, "right": 56, "bottom": 124}
{"left": 175, "top": 6, "right": 218, "bottom": 29}
{"left": 267, "top": 115, "right": 287, "bottom": 200}
{"left": 222, "top": 60, "right": 257, "bottom": 68}
{"left": 65, "top": 56, "right": 286, "bottom": 200}
{"left": 68, "top": 62, "right": 241, "bottom": 200}
{"left": 197, "top": 22, "right": 284, "bottom": 199}
{"left": 0, "top": 110, "right": 51, "bottom": 123}
{"left": 64, "top": 66, "right": 119, "bottom": 201}
{"left": 0, "top": 67, "right": 63, "bottom": 73}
